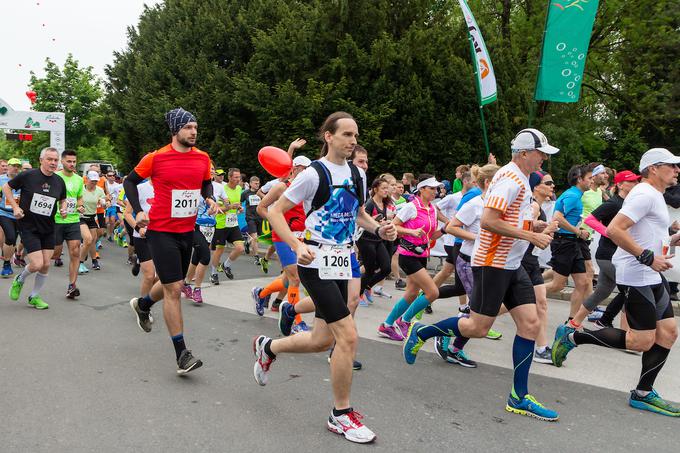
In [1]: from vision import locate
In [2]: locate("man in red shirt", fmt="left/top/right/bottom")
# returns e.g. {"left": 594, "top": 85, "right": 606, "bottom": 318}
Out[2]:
{"left": 124, "top": 108, "right": 217, "bottom": 374}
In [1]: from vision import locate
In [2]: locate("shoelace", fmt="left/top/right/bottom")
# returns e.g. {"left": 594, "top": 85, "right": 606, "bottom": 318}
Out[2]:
{"left": 346, "top": 411, "right": 364, "bottom": 427}
{"left": 524, "top": 394, "right": 545, "bottom": 408}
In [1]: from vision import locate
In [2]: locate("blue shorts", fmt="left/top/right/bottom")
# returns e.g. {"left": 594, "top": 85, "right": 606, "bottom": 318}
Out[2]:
{"left": 351, "top": 252, "right": 361, "bottom": 279}
{"left": 274, "top": 241, "right": 297, "bottom": 268}
{"left": 105, "top": 206, "right": 119, "bottom": 218}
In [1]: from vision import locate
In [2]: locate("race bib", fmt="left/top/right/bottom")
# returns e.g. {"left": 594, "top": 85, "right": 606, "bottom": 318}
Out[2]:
{"left": 225, "top": 212, "right": 238, "bottom": 227}
{"left": 30, "top": 193, "right": 56, "bottom": 216}
{"left": 199, "top": 225, "right": 215, "bottom": 243}
{"left": 318, "top": 246, "right": 351, "bottom": 280}
{"left": 171, "top": 189, "right": 200, "bottom": 218}
{"left": 65, "top": 197, "right": 77, "bottom": 214}
{"left": 248, "top": 195, "right": 261, "bottom": 206}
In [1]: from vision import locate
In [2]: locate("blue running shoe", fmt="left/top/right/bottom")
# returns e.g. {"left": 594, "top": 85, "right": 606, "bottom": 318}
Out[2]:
{"left": 402, "top": 322, "right": 425, "bottom": 365}
{"left": 359, "top": 296, "right": 369, "bottom": 307}
{"left": 364, "top": 290, "right": 374, "bottom": 304}
{"left": 551, "top": 332, "right": 577, "bottom": 367}
{"left": 554, "top": 322, "right": 576, "bottom": 342}
{"left": 251, "top": 287, "right": 265, "bottom": 316}
{"left": 278, "top": 301, "right": 295, "bottom": 336}
{"left": 1, "top": 263, "right": 13, "bottom": 278}
{"left": 96, "top": 238, "right": 102, "bottom": 250}
{"left": 629, "top": 389, "right": 680, "bottom": 417}
{"left": 291, "top": 321, "right": 310, "bottom": 334}
{"left": 506, "top": 392, "right": 559, "bottom": 421}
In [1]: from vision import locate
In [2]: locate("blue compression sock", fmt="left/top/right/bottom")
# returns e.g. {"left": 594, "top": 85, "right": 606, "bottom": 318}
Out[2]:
{"left": 384, "top": 298, "right": 410, "bottom": 326}
{"left": 511, "top": 335, "right": 535, "bottom": 399}
{"left": 401, "top": 294, "right": 431, "bottom": 323}
{"left": 415, "top": 316, "right": 463, "bottom": 341}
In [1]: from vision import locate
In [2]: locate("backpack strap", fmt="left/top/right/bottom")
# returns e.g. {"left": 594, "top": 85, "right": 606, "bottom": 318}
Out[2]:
{"left": 348, "top": 161, "right": 365, "bottom": 206}
{"left": 308, "top": 160, "right": 332, "bottom": 216}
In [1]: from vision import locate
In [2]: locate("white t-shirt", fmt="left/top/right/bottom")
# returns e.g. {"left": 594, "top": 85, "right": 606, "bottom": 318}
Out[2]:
{"left": 261, "top": 179, "right": 280, "bottom": 195}
{"left": 613, "top": 182, "right": 669, "bottom": 286}
{"left": 212, "top": 181, "right": 227, "bottom": 203}
{"left": 471, "top": 162, "right": 533, "bottom": 270}
{"left": 133, "top": 181, "right": 154, "bottom": 239}
{"left": 455, "top": 195, "right": 483, "bottom": 257}
{"left": 107, "top": 182, "right": 123, "bottom": 206}
{"left": 437, "top": 192, "right": 463, "bottom": 246}
{"left": 283, "top": 158, "right": 367, "bottom": 268}
{"left": 395, "top": 200, "right": 439, "bottom": 223}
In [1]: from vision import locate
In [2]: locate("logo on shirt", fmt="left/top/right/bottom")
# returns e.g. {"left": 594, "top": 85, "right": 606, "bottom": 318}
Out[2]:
{"left": 42, "top": 182, "right": 50, "bottom": 192}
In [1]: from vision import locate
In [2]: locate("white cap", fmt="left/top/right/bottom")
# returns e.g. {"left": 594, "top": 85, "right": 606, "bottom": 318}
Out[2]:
{"left": 292, "top": 155, "right": 311, "bottom": 167}
{"left": 511, "top": 128, "right": 559, "bottom": 155}
{"left": 87, "top": 171, "right": 100, "bottom": 182}
{"left": 639, "top": 148, "right": 680, "bottom": 172}
{"left": 416, "top": 177, "right": 442, "bottom": 191}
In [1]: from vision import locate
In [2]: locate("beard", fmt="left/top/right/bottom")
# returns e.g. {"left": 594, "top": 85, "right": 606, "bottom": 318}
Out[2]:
{"left": 178, "top": 135, "right": 196, "bottom": 147}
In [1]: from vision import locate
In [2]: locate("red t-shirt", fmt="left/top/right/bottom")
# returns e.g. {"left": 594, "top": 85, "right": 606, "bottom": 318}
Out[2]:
{"left": 272, "top": 202, "right": 306, "bottom": 243}
{"left": 134, "top": 144, "right": 211, "bottom": 233}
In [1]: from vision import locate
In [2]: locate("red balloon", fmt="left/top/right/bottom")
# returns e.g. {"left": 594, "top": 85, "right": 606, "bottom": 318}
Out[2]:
{"left": 26, "top": 91, "right": 37, "bottom": 104}
{"left": 258, "top": 146, "right": 292, "bottom": 178}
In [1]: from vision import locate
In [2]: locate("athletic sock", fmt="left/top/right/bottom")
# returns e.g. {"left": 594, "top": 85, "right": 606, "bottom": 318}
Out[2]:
{"left": 273, "top": 298, "right": 283, "bottom": 307}
{"left": 401, "top": 294, "right": 431, "bottom": 323}
{"left": 171, "top": 333, "right": 186, "bottom": 360}
{"left": 18, "top": 267, "right": 32, "bottom": 283}
{"left": 452, "top": 335, "right": 469, "bottom": 351}
{"left": 287, "top": 285, "right": 302, "bottom": 324}
{"left": 384, "top": 298, "right": 410, "bottom": 326}
{"left": 572, "top": 328, "right": 626, "bottom": 349}
{"left": 210, "top": 265, "right": 216, "bottom": 275}
{"left": 263, "top": 337, "right": 276, "bottom": 359}
{"left": 536, "top": 345, "right": 547, "bottom": 354}
{"left": 223, "top": 258, "right": 232, "bottom": 268}
{"left": 137, "top": 294, "right": 156, "bottom": 311}
{"left": 332, "top": 407, "right": 352, "bottom": 417}
{"left": 512, "top": 335, "right": 535, "bottom": 399}
{"left": 415, "top": 316, "right": 463, "bottom": 341}
{"left": 30, "top": 273, "right": 48, "bottom": 297}
{"left": 261, "top": 278, "right": 285, "bottom": 298}
{"left": 438, "top": 284, "right": 466, "bottom": 299}
{"left": 637, "top": 343, "right": 670, "bottom": 392}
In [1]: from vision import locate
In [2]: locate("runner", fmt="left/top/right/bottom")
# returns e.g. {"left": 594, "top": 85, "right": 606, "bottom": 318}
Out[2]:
{"left": 79, "top": 172, "right": 106, "bottom": 272}
{"left": 205, "top": 167, "right": 229, "bottom": 285}
{"left": 0, "top": 158, "right": 22, "bottom": 278}
{"left": 401, "top": 129, "right": 560, "bottom": 421}
{"left": 105, "top": 170, "right": 123, "bottom": 242}
{"left": 53, "top": 150, "right": 85, "bottom": 298}
{"left": 552, "top": 148, "right": 680, "bottom": 416}
{"left": 241, "top": 175, "right": 264, "bottom": 265}
{"left": 124, "top": 178, "right": 158, "bottom": 298}
{"left": 252, "top": 112, "right": 396, "bottom": 443}
{"left": 3, "top": 147, "right": 67, "bottom": 310}
{"left": 209, "top": 167, "right": 244, "bottom": 281}
{"left": 125, "top": 107, "right": 216, "bottom": 374}
{"left": 581, "top": 163, "right": 608, "bottom": 295}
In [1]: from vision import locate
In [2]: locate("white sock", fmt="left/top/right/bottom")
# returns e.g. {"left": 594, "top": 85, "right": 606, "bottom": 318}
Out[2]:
{"left": 224, "top": 258, "right": 232, "bottom": 268}
{"left": 31, "top": 273, "right": 48, "bottom": 297}
{"left": 18, "top": 267, "right": 33, "bottom": 283}
{"left": 536, "top": 346, "right": 547, "bottom": 354}
{"left": 374, "top": 285, "right": 383, "bottom": 293}
{"left": 210, "top": 265, "right": 216, "bottom": 275}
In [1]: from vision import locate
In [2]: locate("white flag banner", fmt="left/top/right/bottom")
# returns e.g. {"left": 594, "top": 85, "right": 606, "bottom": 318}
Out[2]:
{"left": 458, "top": 0, "right": 497, "bottom": 105}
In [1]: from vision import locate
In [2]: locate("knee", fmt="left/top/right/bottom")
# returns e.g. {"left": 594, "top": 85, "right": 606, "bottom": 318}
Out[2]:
{"left": 234, "top": 244, "right": 245, "bottom": 254}
{"left": 425, "top": 288, "right": 439, "bottom": 302}
{"left": 334, "top": 329, "right": 358, "bottom": 351}
{"left": 658, "top": 325, "right": 678, "bottom": 346}
{"left": 519, "top": 316, "right": 541, "bottom": 338}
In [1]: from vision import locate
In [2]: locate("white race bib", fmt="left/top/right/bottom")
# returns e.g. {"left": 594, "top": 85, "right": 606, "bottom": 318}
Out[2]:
{"left": 171, "top": 189, "right": 200, "bottom": 218}
{"left": 248, "top": 195, "right": 261, "bottom": 206}
{"left": 225, "top": 212, "right": 238, "bottom": 227}
{"left": 30, "top": 193, "right": 56, "bottom": 216}
{"left": 199, "top": 225, "right": 215, "bottom": 243}
{"left": 318, "top": 246, "right": 352, "bottom": 280}
{"left": 65, "top": 197, "right": 77, "bottom": 214}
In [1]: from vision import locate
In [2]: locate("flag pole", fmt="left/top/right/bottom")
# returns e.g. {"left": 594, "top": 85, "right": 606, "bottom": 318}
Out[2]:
{"left": 467, "top": 31, "right": 490, "bottom": 157}
{"left": 529, "top": 0, "right": 554, "bottom": 127}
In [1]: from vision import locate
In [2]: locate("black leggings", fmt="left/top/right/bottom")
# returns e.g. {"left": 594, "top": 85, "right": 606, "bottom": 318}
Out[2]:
{"left": 357, "top": 238, "right": 391, "bottom": 294}
{"left": 191, "top": 228, "right": 211, "bottom": 266}
{"left": 0, "top": 216, "right": 18, "bottom": 246}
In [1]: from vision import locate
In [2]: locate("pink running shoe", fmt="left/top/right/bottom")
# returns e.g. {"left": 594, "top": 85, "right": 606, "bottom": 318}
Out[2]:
{"left": 181, "top": 284, "right": 193, "bottom": 299}
{"left": 396, "top": 318, "right": 411, "bottom": 338}
{"left": 377, "top": 323, "right": 404, "bottom": 341}
{"left": 192, "top": 287, "right": 203, "bottom": 304}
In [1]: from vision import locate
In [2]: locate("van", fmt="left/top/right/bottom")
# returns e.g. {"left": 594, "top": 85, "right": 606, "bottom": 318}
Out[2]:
{"left": 79, "top": 161, "right": 117, "bottom": 176}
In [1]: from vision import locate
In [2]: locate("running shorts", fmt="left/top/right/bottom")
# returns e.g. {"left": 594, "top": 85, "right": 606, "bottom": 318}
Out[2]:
{"left": 145, "top": 230, "right": 193, "bottom": 284}
{"left": 191, "top": 227, "right": 211, "bottom": 266}
{"left": 351, "top": 251, "right": 361, "bottom": 279}
{"left": 444, "top": 243, "right": 461, "bottom": 266}
{"left": 20, "top": 227, "right": 55, "bottom": 254}
{"left": 398, "top": 254, "right": 428, "bottom": 276}
{"left": 54, "top": 222, "right": 81, "bottom": 244}
{"left": 211, "top": 226, "right": 243, "bottom": 249}
{"left": 549, "top": 236, "right": 586, "bottom": 276}
{"left": 80, "top": 215, "right": 99, "bottom": 230}
{"left": 134, "top": 236, "right": 153, "bottom": 263}
{"left": 247, "top": 219, "right": 263, "bottom": 235}
{"left": 96, "top": 213, "right": 105, "bottom": 229}
{"left": 274, "top": 241, "right": 297, "bottom": 268}
{"left": 620, "top": 276, "right": 674, "bottom": 331}
{"left": 579, "top": 239, "right": 592, "bottom": 261}
{"left": 105, "top": 206, "right": 118, "bottom": 218}
{"left": 470, "top": 266, "right": 535, "bottom": 317}
{"left": 298, "top": 265, "right": 349, "bottom": 324}
{"left": 521, "top": 255, "right": 544, "bottom": 286}
{"left": 0, "top": 216, "right": 19, "bottom": 246}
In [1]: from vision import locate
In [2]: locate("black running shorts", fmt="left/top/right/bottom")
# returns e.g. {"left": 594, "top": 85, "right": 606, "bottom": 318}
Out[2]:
{"left": 470, "top": 266, "right": 535, "bottom": 317}
{"left": 298, "top": 265, "right": 350, "bottom": 324}
{"left": 80, "top": 215, "right": 99, "bottom": 230}
{"left": 134, "top": 236, "right": 153, "bottom": 263}
{"left": 398, "top": 254, "right": 428, "bottom": 276}
{"left": 211, "top": 226, "right": 242, "bottom": 249}
{"left": 19, "top": 227, "right": 55, "bottom": 254}
{"left": 549, "top": 236, "right": 586, "bottom": 276}
{"left": 145, "top": 230, "right": 193, "bottom": 284}
{"left": 444, "top": 243, "right": 462, "bottom": 266}
{"left": 620, "top": 276, "right": 674, "bottom": 331}
{"left": 54, "top": 222, "right": 81, "bottom": 244}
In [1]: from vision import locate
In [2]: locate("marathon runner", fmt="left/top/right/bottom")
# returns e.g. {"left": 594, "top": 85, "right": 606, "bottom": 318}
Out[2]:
{"left": 105, "top": 170, "right": 123, "bottom": 242}
{"left": 209, "top": 167, "right": 244, "bottom": 281}
{"left": 401, "top": 129, "right": 560, "bottom": 421}
{"left": 79, "top": 171, "right": 106, "bottom": 272}
{"left": 552, "top": 148, "right": 680, "bottom": 416}
{"left": 241, "top": 175, "right": 264, "bottom": 264}
{"left": 124, "top": 178, "right": 157, "bottom": 298}
{"left": 252, "top": 112, "right": 396, "bottom": 443}
{"left": 3, "top": 147, "right": 67, "bottom": 310}
{"left": 125, "top": 107, "right": 216, "bottom": 374}
{"left": 0, "top": 158, "right": 22, "bottom": 278}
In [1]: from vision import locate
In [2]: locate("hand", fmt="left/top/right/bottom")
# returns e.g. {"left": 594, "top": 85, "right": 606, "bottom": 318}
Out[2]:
{"left": 533, "top": 220, "right": 548, "bottom": 232}
{"left": 671, "top": 233, "right": 680, "bottom": 247}
{"left": 77, "top": 205, "right": 85, "bottom": 214}
{"left": 60, "top": 208, "right": 68, "bottom": 219}
{"left": 672, "top": 220, "right": 680, "bottom": 233}
{"left": 378, "top": 223, "right": 397, "bottom": 241}
{"left": 530, "top": 232, "right": 552, "bottom": 250}
{"left": 487, "top": 153, "right": 497, "bottom": 165}
{"left": 295, "top": 243, "right": 315, "bottom": 266}
{"left": 139, "top": 227, "right": 147, "bottom": 238}
{"left": 288, "top": 138, "right": 307, "bottom": 153}
{"left": 578, "top": 229, "right": 589, "bottom": 240}
{"left": 651, "top": 254, "right": 674, "bottom": 272}
{"left": 411, "top": 228, "right": 425, "bottom": 238}
{"left": 543, "top": 220, "right": 559, "bottom": 236}
{"left": 135, "top": 211, "right": 149, "bottom": 228}
{"left": 13, "top": 206, "right": 24, "bottom": 219}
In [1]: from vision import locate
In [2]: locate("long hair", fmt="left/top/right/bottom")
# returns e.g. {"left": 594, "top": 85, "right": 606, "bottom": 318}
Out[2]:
{"left": 370, "top": 177, "right": 392, "bottom": 207}
{"left": 318, "top": 111, "right": 355, "bottom": 157}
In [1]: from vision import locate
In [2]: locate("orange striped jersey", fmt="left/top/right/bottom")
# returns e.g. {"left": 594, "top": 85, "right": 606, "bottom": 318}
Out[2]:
{"left": 472, "top": 162, "right": 533, "bottom": 270}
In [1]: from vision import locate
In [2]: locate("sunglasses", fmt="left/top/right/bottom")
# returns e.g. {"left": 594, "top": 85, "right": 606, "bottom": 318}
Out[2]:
{"left": 541, "top": 180, "right": 555, "bottom": 186}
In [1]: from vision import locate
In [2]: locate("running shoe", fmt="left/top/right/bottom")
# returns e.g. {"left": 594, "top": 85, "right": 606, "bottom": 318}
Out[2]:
{"left": 403, "top": 322, "right": 425, "bottom": 364}
{"left": 551, "top": 333, "right": 576, "bottom": 367}
{"left": 278, "top": 302, "right": 295, "bottom": 336}
{"left": 358, "top": 296, "right": 369, "bottom": 307}
{"left": 364, "top": 290, "right": 374, "bottom": 304}
{"left": 192, "top": 287, "right": 203, "bottom": 304}
{"left": 53, "top": 258, "right": 64, "bottom": 267}
{"left": 210, "top": 273, "right": 219, "bottom": 286}
{"left": 446, "top": 349, "right": 477, "bottom": 368}
{"left": 13, "top": 254, "right": 26, "bottom": 267}
{"left": 587, "top": 306, "right": 605, "bottom": 322}
{"left": 78, "top": 263, "right": 89, "bottom": 274}
{"left": 253, "top": 256, "right": 261, "bottom": 266}
{"left": 425, "top": 304, "right": 433, "bottom": 314}
{"left": 252, "top": 286, "right": 265, "bottom": 316}
{"left": 271, "top": 299, "right": 281, "bottom": 312}
{"left": 291, "top": 321, "right": 309, "bottom": 334}
{"left": 377, "top": 323, "right": 403, "bottom": 341}
{"left": 96, "top": 238, "right": 102, "bottom": 250}
{"left": 28, "top": 295, "right": 49, "bottom": 310}
{"left": 91, "top": 259, "right": 101, "bottom": 271}
{"left": 394, "top": 279, "right": 406, "bottom": 290}
{"left": 353, "top": 360, "right": 362, "bottom": 371}
{"left": 253, "top": 335, "right": 275, "bottom": 386}
{"left": 244, "top": 237, "right": 251, "bottom": 255}
{"left": 327, "top": 409, "right": 376, "bottom": 444}
{"left": 260, "top": 258, "right": 269, "bottom": 274}
{"left": 554, "top": 322, "right": 576, "bottom": 342}
{"left": 177, "top": 349, "right": 202, "bottom": 375}
{"left": 533, "top": 347, "right": 553, "bottom": 364}
{"left": 1, "top": 263, "right": 13, "bottom": 278}
{"left": 9, "top": 274, "right": 24, "bottom": 301}
{"left": 66, "top": 284, "right": 80, "bottom": 300}
{"left": 131, "top": 259, "right": 140, "bottom": 277}
{"left": 372, "top": 286, "right": 392, "bottom": 299}
{"left": 458, "top": 304, "right": 471, "bottom": 318}
{"left": 129, "top": 297, "right": 152, "bottom": 333}
{"left": 506, "top": 392, "right": 559, "bottom": 421}
{"left": 181, "top": 284, "right": 193, "bottom": 299}
{"left": 629, "top": 389, "right": 680, "bottom": 417}
{"left": 126, "top": 256, "right": 135, "bottom": 265}
{"left": 396, "top": 318, "right": 411, "bottom": 338}
{"left": 107, "top": 236, "right": 113, "bottom": 242}
{"left": 434, "top": 336, "right": 450, "bottom": 361}
{"left": 486, "top": 329, "right": 502, "bottom": 340}
{"left": 223, "top": 265, "right": 234, "bottom": 280}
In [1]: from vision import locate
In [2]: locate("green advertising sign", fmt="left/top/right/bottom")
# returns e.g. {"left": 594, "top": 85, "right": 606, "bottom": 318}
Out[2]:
{"left": 534, "top": 0, "right": 600, "bottom": 103}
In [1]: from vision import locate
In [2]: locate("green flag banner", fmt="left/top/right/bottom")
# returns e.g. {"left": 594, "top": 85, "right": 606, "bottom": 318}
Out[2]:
{"left": 534, "top": 0, "right": 599, "bottom": 103}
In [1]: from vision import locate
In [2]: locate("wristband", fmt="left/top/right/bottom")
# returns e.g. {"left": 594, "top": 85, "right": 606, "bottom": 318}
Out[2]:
{"left": 636, "top": 249, "right": 654, "bottom": 266}
{"left": 440, "top": 226, "right": 447, "bottom": 235}
{"left": 134, "top": 225, "right": 141, "bottom": 232}
{"left": 374, "top": 226, "right": 381, "bottom": 237}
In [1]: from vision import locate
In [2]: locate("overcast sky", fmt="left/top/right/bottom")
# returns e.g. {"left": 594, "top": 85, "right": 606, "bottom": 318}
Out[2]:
{"left": 1, "top": 0, "right": 161, "bottom": 111}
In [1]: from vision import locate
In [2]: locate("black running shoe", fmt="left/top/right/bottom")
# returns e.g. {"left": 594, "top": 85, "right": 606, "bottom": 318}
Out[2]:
{"left": 129, "top": 298, "right": 152, "bottom": 333}
{"left": 395, "top": 279, "right": 406, "bottom": 290}
{"left": 425, "top": 304, "right": 433, "bottom": 314}
{"left": 244, "top": 237, "right": 251, "bottom": 255}
{"left": 177, "top": 349, "right": 203, "bottom": 375}
{"left": 210, "top": 273, "right": 220, "bottom": 285}
{"left": 131, "top": 259, "right": 140, "bottom": 276}
{"left": 223, "top": 266, "right": 234, "bottom": 280}
{"left": 66, "top": 284, "right": 79, "bottom": 299}
{"left": 92, "top": 259, "right": 101, "bottom": 270}
{"left": 353, "top": 360, "right": 362, "bottom": 371}
{"left": 54, "top": 258, "right": 64, "bottom": 267}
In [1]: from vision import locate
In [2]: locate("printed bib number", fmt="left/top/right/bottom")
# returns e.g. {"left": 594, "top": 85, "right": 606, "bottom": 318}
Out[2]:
{"left": 171, "top": 189, "right": 200, "bottom": 218}
{"left": 318, "top": 246, "right": 351, "bottom": 280}
{"left": 30, "top": 193, "right": 56, "bottom": 216}
{"left": 65, "top": 197, "right": 77, "bottom": 214}
{"left": 248, "top": 195, "right": 261, "bottom": 206}
{"left": 199, "top": 225, "right": 215, "bottom": 243}
{"left": 225, "top": 213, "right": 238, "bottom": 227}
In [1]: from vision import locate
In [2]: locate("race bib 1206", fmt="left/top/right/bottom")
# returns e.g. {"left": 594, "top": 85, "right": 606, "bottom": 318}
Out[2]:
{"left": 318, "top": 246, "right": 351, "bottom": 280}
{"left": 171, "top": 189, "right": 200, "bottom": 218}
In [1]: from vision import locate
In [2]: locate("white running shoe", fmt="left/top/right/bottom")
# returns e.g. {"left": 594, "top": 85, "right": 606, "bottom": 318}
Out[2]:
{"left": 327, "top": 409, "right": 377, "bottom": 443}
{"left": 253, "top": 335, "right": 275, "bottom": 386}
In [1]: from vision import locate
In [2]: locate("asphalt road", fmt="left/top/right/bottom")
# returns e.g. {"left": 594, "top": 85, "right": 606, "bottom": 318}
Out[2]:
{"left": 0, "top": 243, "right": 678, "bottom": 452}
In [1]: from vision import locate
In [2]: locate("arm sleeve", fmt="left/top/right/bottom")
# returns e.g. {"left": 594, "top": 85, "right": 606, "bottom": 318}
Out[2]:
{"left": 591, "top": 200, "right": 619, "bottom": 225}
{"left": 584, "top": 214, "right": 609, "bottom": 237}
{"left": 123, "top": 171, "right": 145, "bottom": 214}
{"left": 201, "top": 179, "right": 213, "bottom": 200}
